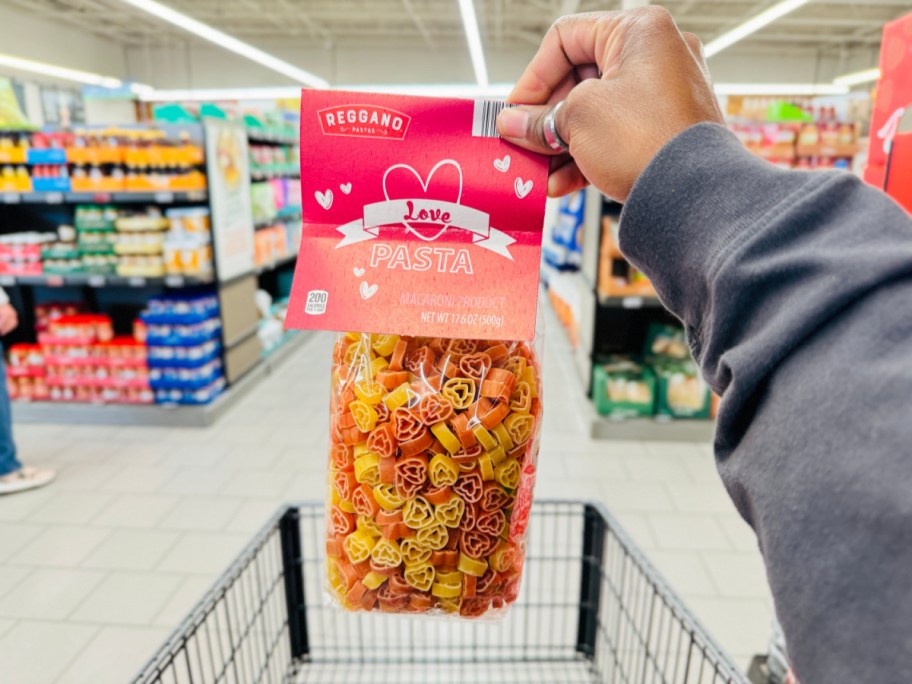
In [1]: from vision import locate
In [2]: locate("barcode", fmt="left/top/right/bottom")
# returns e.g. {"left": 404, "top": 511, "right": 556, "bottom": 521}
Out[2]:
{"left": 472, "top": 100, "right": 516, "bottom": 138}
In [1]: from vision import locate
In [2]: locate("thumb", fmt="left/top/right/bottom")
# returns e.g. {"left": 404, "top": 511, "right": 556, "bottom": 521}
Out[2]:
{"left": 496, "top": 103, "right": 571, "bottom": 156}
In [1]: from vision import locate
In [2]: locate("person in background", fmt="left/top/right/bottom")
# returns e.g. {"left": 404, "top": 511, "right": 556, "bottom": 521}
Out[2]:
{"left": 0, "top": 288, "right": 55, "bottom": 494}
{"left": 498, "top": 8, "right": 912, "bottom": 683}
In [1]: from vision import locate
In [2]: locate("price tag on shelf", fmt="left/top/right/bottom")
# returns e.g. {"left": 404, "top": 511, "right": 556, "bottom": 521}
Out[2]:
{"left": 45, "top": 275, "right": 64, "bottom": 287}
{"left": 87, "top": 275, "right": 106, "bottom": 287}
{"left": 92, "top": 193, "right": 112, "bottom": 203}
{"left": 154, "top": 192, "right": 175, "bottom": 204}
{"left": 164, "top": 275, "right": 184, "bottom": 287}
{"left": 127, "top": 276, "right": 147, "bottom": 287}
{"left": 187, "top": 191, "right": 206, "bottom": 201}
{"left": 2, "top": 193, "right": 21, "bottom": 204}
{"left": 44, "top": 192, "right": 64, "bottom": 204}
{"left": 0, "top": 276, "right": 16, "bottom": 287}
{"left": 621, "top": 297, "right": 644, "bottom": 309}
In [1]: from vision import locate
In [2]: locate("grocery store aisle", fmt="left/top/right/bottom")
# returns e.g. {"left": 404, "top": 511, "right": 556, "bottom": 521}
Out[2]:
{"left": 0, "top": 326, "right": 773, "bottom": 683}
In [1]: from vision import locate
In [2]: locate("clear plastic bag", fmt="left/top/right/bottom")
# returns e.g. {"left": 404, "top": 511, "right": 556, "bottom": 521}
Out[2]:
{"left": 326, "top": 333, "right": 542, "bottom": 617}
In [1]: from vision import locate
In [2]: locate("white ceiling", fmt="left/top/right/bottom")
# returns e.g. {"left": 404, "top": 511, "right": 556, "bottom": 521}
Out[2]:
{"left": 7, "top": 0, "right": 905, "bottom": 54}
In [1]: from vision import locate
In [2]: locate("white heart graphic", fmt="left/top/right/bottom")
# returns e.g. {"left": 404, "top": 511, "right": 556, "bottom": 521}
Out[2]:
{"left": 340, "top": 183, "right": 352, "bottom": 194}
{"left": 353, "top": 266, "right": 366, "bottom": 277}
{"left": 360, "top": 282, "right": 379, "bottom": 300}
{"left": 493, "top": 155, "right": 511, "bottom": 172}
{"left": 382, "top": 159, "right": 462, "bottom": 242}
{"left": 315, "top": 189, "right": 333, "bottom": 210}
{"left": 514, "top": 178, "right": 533, "bottom": 199}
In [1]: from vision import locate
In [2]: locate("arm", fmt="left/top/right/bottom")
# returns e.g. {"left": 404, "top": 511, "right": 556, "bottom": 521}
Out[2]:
{"left": 498, "top": 8, "right": 912, "bottom": 681}
{"left": 622, "top": 122, "right": 912, "bottom": 681}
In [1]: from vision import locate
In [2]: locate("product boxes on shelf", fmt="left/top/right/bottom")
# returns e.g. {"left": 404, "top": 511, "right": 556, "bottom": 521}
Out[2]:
{"left": 13, "top": 317, "right": 154, "bottom": 405}
{"left": 592, "top": 357, "right": 656, "bottom": 418}
{"left": 141, "top": 293, "right": 226, "bottom": 405}
{"left": 652, "top": 358, "right": 711, "bottom": 419}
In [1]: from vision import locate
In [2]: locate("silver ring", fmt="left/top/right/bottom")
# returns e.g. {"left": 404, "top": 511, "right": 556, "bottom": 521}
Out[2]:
{"left": 542, "top": 101, "right": 569, "bottom": 152}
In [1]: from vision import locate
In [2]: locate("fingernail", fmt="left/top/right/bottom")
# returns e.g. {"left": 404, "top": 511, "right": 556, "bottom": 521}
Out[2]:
{"left": 497, "top": 108, "right": 529, "bottom": 139}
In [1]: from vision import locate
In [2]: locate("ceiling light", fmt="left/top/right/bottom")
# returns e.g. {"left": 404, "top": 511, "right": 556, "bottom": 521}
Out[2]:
{"left": 833, "top": 67, "right": 881, "bottom": 88}
{"left": 459, "top": 0, "right": 489, "bottom": 88}
{"left": 704, "top": 0, "right": 810, "bottom": 58}
{"left": 142, "top": 83, "right": 515, "bottom": 102}
{"left": 713, "top": 82, "right": 849, "bottom": 96}
{"left": 115, "top": 0, "right": 328, "bottom": 88}
{"left": 0, "top": 53, "right": 122, "bottom": 88}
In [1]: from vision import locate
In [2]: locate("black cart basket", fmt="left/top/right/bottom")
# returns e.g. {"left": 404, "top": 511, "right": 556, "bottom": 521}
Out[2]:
{"left": 132, "top": 501, "right": 748, "bottom": 683}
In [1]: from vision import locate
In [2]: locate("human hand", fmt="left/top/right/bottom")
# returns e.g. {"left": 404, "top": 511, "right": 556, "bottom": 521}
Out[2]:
{"left": 0, "top": 303, "right": 19, "bottom": 336}
{"left": 497, "top": 7, "right": 724, "bottom": 200}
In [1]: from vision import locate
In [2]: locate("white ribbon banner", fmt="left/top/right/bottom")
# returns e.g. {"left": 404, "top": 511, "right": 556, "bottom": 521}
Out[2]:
{"left": 335, "top": 199, "right": 515, "bottom": 260}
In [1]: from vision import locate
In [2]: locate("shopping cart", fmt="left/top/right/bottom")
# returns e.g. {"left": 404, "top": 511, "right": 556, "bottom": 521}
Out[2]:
{"left": 132, "top": 501, "right": 748, "bottom": 684}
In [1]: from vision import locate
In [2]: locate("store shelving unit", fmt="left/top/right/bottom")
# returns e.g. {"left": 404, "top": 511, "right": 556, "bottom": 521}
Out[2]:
{"left": 1, "top": 120, "right": 307, "bottom": 426}
{"left": 1, "top": 190, "right": 207, "bottom": 205}
{"left": 543, "top": 187, "right": 715, "bottom": 441}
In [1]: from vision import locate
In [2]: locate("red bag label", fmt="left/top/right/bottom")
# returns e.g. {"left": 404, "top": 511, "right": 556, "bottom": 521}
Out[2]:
{"left": 286, "top": 90, "right": 550, "bottom": 341}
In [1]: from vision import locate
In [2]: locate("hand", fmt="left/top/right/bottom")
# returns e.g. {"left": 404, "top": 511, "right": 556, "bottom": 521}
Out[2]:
{"left": 0, "top": 303, "right": 19, "bottom": 336}
{"left": 497, "top": 7, "right": 724, "bottom": 201}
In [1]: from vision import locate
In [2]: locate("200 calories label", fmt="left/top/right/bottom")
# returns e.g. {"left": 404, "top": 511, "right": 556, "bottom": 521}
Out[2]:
{"left": 285, "top": 90, "right": 549, "bottom": 341}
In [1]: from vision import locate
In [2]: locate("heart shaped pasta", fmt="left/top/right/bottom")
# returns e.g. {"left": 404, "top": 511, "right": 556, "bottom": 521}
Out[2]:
{"left": 504, "top": 413, "right": 535, "bottom": 446}
{"left": 370, "top": 539, "right": 403, "bottom": 569}
{"left": 480, "top": 483, "right": 512, "bottom": 512}
{"left": 403, "top": 562, "right": 436, "bottom": 592}
{"left": 475, "top": 509, "right": 505, "bottom": 537}
{"left": 459, "top": 352, "right": 492, "bottom": 380}
{"left": 428, "top": 453, "right": 459, "bottom": 487}
{"left": 366, "top": 423, "right": 397, "bottom": 459}
{"left": 352, "top": 484, "right": 380, "bottom": 518}
{"left": 331, "top": 444, "right": 354, "bottom": 471}
{"left": 460, "top": 502, "right": 478, "bottom": 531}
{"left": 350, "top": 400, "right": 378, "bottom": 433}
{"left": 434, "top": 494, "right": 466, "bottom": 528}
{"left": 400, "top": 538, "right": 432, "bottom": 565}
{"left": 447, "top": 339, "right": 478, "bottom": 355}
{"left": 331, "top": 506, "right": 356, "bottom": 536}
{"left": 460, "top": 529, "right": 497, "bottom": 559}
{"left": 441, "top": 378, "right": 475, "bottom": 410}
{"left": 372, "top": 483, "right": 406, "bottom": 511}
{"left": 494, "top": 458, "right": 521, "bottom": 489}
{"left": 452, "top": 471, "right": 483, "bottom": 503}
{"left": 419, "top": 394, "right": 454, "bottom": 425}
{"left": 334, "top": 470, "right": 357, "bottom": 501}
{"left": 395, "top": 454, "right": 428, "bottom": 487}
{"left": 416, "top": 521, "right": 450, "bottom": 550}
{"left": 405, "top": 346, "right": 435, "bottom": 376}
{"left": 509, "top": 381, "right": 532, "bottom": 414}
{"left": 344, "top": 531, "right": 377, "bottom": 564}
{"left": 402, "top": 496, "right": 435, "bottom": 529}
{"left": 393, "top": 407, "right": 425, "bottom": 441}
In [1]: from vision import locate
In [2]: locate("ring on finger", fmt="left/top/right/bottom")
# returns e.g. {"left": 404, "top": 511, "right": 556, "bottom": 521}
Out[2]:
{"left": 542, "top": 101, "right": 570, "bottom": 153}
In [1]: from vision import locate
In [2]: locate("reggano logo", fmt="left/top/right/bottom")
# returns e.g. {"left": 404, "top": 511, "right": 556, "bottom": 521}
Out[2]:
{"left": 318, "top": 105, "right": 411, "bottom": 140}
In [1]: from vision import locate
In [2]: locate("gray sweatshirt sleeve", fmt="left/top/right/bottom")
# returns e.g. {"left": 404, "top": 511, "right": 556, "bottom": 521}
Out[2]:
{"left": 618, "top": 123, "right": 912, "bottom": 682}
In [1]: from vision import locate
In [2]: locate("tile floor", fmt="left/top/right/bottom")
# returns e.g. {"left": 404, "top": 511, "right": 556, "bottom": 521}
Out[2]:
{"left": 0, "top": 324, "right": 774, "bottom": 683}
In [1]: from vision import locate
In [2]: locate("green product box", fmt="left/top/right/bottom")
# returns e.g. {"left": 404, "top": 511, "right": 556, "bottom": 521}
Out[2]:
{"left": 41, "top": 244, "right": 80, "bottom": 260}
{"left": 651, "top": 358, "right": 711, "bottom": 419}
{"left": 592, "top": 356, "right": 656, "bottom": 418}
{"left": 78, "top": 240, "right": 115, "bottom": 255}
